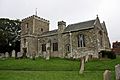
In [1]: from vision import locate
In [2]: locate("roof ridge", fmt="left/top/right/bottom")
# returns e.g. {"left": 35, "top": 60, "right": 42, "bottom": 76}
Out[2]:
{"left": 68, "top": 19, "right": 96, "bottom": 26}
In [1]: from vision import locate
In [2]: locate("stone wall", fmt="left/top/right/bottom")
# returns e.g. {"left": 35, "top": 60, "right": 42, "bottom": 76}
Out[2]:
{"left": 62, "top": 28, "right": 98, "bottom": 58}
{"left": 34, "top": 18, "right": 49, "bottom": 35}
{"left": 21, "top": 15, "right": 111, "bottom": 58}
{"left": 21, "top": 15, "right": 49, "bottom": 57}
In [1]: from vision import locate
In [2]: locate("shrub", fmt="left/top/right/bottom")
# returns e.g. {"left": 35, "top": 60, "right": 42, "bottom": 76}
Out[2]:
{"left": 99, "top": 50, "right": 116, "bottom": 59}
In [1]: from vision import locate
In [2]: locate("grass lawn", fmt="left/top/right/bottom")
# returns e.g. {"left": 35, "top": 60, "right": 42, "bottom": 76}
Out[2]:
{"left": 0, "top": 71, "right": 109, "bottom": 80}
{"left": 0, "top": 57, "right": 120, "bottom": 80}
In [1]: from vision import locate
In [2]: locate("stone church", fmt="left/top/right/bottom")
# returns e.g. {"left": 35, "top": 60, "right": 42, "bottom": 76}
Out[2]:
{"left": 21, "top": 15, "right": 111, "bottom": 58}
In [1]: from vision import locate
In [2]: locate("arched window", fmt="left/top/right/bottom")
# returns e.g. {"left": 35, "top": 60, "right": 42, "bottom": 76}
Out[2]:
{"left": 25, "top": 23, "right": 28, "bottom": 28}
{"left": 65, "top": 44, "right": 70, "bottom": 52}
{"left": 41, "top": 28, "right": 43, "bottom": 32}
{"left": 99, "top": 31, "right": 103, "bottom": 47}
{"left": 78, "top": 34, "right": 85, "bottom": 47}
{"left": 24, "top": 38, "right": 26, "bottom": 47}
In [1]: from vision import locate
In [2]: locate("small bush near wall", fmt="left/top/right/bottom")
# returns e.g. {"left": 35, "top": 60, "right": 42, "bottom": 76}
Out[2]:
{"left": 99, "top": 50, "right": 116, "bottom": 59}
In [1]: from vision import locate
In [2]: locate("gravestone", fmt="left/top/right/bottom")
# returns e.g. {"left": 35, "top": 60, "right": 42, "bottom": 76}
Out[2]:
{"left": 115, "top": 64, "right": 120, "bottom": 80}
{"left": 0, "top": 53, "right": 3, "bottom": 58}
{"left": 32, "top": 51, "right": 36, "bottom": 60}
{"left": 0, "top": 53, "right": 5, "bottom": 58}
{"left": 79, "top": 57, "right": 85, "bottom": 74}
{"left": 17, "top": 52, "right": 22, "bottom": 58}
{"left": 12, "top": 50, "right": 15, "bottom": 57}
{"left": 103, "top": 70, "right": 111, "bottom": 80}
{"left": 46, "top": 42, "right": 50, "bottom": 60}
{"left": 5, "top": 52, "right": 9, "bottom": 58}
{"left": 85, "top": 55, "right": 89, "bottom": 63}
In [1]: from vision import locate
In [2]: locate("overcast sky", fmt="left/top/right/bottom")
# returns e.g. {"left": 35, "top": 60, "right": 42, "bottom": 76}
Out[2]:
{"left": 0, "top": 0, "right": 120, "bottom": 45}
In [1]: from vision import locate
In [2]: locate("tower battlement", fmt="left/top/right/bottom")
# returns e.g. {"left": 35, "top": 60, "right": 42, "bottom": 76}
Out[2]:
{"left": 22, "top": 15, "right": 49, "bottom": 23}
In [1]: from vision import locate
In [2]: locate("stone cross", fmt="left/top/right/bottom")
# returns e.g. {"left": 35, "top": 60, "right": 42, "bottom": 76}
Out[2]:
{"left": 12, "top": 50, "right": 15, "bottom": 57}
{"left": 103, "top": 70, "right": 111, "bottom": 80}
{"left": 115, "top": 64, "right": 120, "bottom": 80}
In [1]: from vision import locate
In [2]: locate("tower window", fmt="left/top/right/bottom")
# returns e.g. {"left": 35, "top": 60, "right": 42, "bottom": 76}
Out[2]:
{"left": 78, "top": 34, "right": 85, "bottom": 47}
{"left": 41, "top": 28, "right": 43, "bottom": 32}
{"left": 25, "top": 23, "right": 28, "bottom": 28}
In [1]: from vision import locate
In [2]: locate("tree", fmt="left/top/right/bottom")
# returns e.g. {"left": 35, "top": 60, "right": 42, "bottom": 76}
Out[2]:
{"left": 0, "top": 18, "right": 21, "bottom": 57}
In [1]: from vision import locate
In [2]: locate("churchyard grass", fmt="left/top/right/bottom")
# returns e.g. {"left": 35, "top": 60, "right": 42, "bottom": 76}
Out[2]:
{"left": 0, "top": 56, "right": 120, "bottom": 80}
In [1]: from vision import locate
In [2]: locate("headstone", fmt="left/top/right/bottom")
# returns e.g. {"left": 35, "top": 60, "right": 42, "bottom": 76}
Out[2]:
{"left": 43, "top": 52, "right": 46, "bottom": 58}
{"left": 0, "top": 53, "right": 2, "bottom": 58}
{"left": 0, "top": 53, "right": 5, "bottom": 58}
{"left": 17, "top": 52, "right": 22, "bottom": 58}
{"left": 67, "top": 53, "right": 71, "bottom": 58}
{"left": 79, "top": 57, "right": 85, "bottom": 74}
{"left": 12, "top": 50, "right": 15, "bottom": 57}
{"left": 5, "top": 52, "right": 9, "bottom": 58}
{"left": 115, "top": 64, "right": 120, "bottom": 80}
{"left": 85, "top": 55, "right": 89, "bottom": 63}
{"left": 103, "top": 70, "right": 111, "bottom": 80}
{"left": 32, "top": 52, "right": 36, "bottom": 60}
{"left": 46, "top": 42, "right": 50, "bottom": 60}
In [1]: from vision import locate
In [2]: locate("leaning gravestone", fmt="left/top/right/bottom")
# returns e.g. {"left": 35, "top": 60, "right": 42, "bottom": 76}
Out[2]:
{"left": 12, "top": 50, "right": 15, "bottom": 57}
{"left": 115, "top": 64, "right": 120, "bottom": 80}
{"left": 5, "top": 52, "right": 9, "bottom": 58}
{"left": 103, "top": 70, "right": 111, "bottom": 80}
{"left": 85, "top": 55, "right": 89, "bottom": 63}
{"left": 79, "top": 56, "right": 85, "bottom": 74}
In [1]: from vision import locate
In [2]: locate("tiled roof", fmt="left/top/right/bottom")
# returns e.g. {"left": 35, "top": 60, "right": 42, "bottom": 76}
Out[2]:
{"left": 64, "top": 19, "right": 96, "bottom": 32}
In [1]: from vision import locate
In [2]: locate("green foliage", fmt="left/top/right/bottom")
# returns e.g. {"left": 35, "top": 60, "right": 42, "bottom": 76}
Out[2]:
{"left": 0, "top": 58, "right": 80, "bottom": 71}
{"left": 0, "top": 57, "right": 120, "bottom": 80}
{"left": 0, "top": 18, "right": 21, "bottom": 53}
{"left": 0, "top": 71, "right": 106, "bottom": 80}
{"left": 100, "top": 50, "right": 116, "bottom": 59}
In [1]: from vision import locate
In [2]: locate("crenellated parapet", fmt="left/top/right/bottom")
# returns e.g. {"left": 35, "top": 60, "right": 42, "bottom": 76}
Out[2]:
{"left": 22, "top": 15, "right": 49, "bottom": 23}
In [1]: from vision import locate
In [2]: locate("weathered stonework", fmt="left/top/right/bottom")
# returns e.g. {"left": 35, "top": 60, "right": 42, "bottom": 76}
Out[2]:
{"left": 21, "top": 15, "right": 111, "bottom": 58}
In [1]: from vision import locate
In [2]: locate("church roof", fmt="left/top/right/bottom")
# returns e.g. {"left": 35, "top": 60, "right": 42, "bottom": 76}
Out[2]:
{"left": 41, "top": 29, "right": 58, "bottom": 36}
{"left": 41, "top": 19, "right": 96, "bottom": 36}
{"left": 64, "top": 19, "right": 96, "bottom": 32}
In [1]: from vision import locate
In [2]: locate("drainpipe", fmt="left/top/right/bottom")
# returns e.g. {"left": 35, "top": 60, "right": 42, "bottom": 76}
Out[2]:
{"left": 37, "top": 39, "right": 40, "bottom": 57}
{"left": 70, "top": 32, "right": 73, "bottom": 57}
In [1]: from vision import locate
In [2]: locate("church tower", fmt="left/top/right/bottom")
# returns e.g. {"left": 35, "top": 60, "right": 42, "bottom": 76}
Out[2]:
{"left": 21, "top": 15, "right": 49, "bottom": 57}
